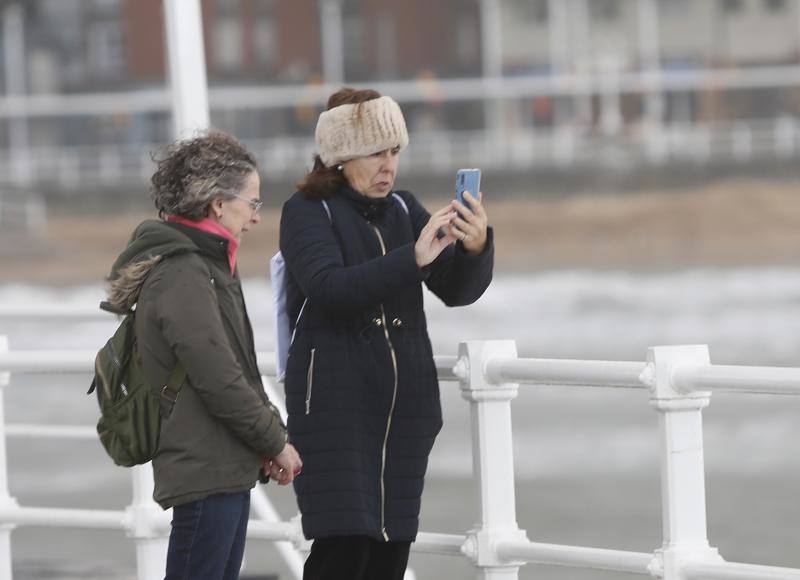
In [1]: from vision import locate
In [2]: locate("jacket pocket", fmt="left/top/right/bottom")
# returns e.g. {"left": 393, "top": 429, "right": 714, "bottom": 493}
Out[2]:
{"left": 305, "top": 348, "right": 316, "bottom": 415}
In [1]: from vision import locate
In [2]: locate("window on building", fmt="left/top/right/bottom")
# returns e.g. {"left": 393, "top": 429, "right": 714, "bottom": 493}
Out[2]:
{"left": 455, "top": 13, "right": 479, "bottom": 66}
{"left": 86, "top": 20, "right": 124, "bottom": 79}
{"left": 254, "top": 18, "right": 277, "bottom": 69}
{"left": 90, "top": 0, "right": 120, "bottom": 11}
{"left": 590, "top": 0, "right": 620, "bottom": 21}
{"left": 764, "top": 0, "right": 786, "bottom": 12}
{"left": 253, "top": 0, "right": 274, "bottom": 16}
{"left": 720, "top": 0, "right": 744, "bottom": 13}
{"left": 252, "top": 0, "right": 276, "bottom": 69}
{"left": 216, "top": 0, "right": 239, "bottom": 12}
{"left": 375, "top": 11, "right": 397, "bottom": 77}
{"left": 658, "top": 0, "right": 690, "bottom": 16}
{"left": 215, "top": 17, "right": 243, "bottom": 71}
{"left": 342, "top": 13, "right": 367, "bottom": 77}
{"left": 519, "top": 0, "right": 548, "bottom": 23}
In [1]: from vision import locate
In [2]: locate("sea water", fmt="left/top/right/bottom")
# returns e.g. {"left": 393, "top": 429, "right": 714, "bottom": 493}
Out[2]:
{"left": 2, "top": 268, "right": 800, "bottom": 579}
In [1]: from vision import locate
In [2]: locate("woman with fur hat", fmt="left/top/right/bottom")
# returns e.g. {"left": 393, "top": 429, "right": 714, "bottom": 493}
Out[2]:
{"left": 278, "top": 88, "right": 494, "bottom": 579}
{"left": 105, "top": 130, "right": 302, "bottom": 580}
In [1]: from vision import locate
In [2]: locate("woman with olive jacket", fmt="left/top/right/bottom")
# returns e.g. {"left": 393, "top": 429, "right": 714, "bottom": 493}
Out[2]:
{"left": 279, "top": 88, "right": 494, "bottom": 580}
{"left": 106, "top": 132, "right": 301, "bottom": 580}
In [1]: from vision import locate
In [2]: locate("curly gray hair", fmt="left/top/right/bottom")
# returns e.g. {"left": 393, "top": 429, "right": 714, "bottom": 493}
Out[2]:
{"left": 150, "top": 131, "right": 258, "bottom": 220}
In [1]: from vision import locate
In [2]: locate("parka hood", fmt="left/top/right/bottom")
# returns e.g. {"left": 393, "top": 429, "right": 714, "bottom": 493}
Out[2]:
{"left": 104, "top": 219, "right": 198, "bottom": 314}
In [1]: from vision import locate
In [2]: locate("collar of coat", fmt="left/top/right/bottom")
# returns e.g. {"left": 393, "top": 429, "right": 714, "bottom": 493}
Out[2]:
{"left": 104, "top": 219, "right": 238, "bottom": 315}
{"left": 337, "top": 184, "right": 395, "bottom": 221}
{"left": 104, "top": 219, "right": 199, "bottom": 314}
{"left": 167, "top": 215, "right": 239, "bottom": 276}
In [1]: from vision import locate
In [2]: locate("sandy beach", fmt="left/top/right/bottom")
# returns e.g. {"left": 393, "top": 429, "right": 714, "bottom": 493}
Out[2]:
{"left": 4, "top": 178, "right": 800, "bottom": 286}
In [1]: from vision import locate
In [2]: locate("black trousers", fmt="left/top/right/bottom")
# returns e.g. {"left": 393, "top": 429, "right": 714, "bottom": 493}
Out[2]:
{"left": 303, "top": 536, "right": 412, "bottom": 580}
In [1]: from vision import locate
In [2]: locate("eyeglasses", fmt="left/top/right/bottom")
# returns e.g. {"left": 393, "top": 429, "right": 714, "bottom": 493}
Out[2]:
{"left": 229, "top": 194, "right": 263, "bottom": 213}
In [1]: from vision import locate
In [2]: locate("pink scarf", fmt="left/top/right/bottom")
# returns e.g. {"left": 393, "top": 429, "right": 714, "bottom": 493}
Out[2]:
{"left": 167, "top": 216, "right": 239, "bottom": 275}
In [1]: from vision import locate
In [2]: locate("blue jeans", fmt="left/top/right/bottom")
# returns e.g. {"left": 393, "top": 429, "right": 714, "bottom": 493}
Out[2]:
{"left": 164, "top": 491, "right": 251, "bottom": 580}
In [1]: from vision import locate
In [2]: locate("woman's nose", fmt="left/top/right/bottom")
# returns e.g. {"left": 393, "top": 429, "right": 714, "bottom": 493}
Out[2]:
{"left": 381, "top": 154, "right": 397, "bottom": 172}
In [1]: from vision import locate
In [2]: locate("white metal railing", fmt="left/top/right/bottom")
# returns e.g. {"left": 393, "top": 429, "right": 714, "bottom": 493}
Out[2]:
{"left": 6, "top": 64, "right": 800, "bottom": 119}
{"left": 0, "top": 118, "right": 798, "bottom": 191}
{"left": 1, "top": 336, "right": 800, "bottom": 579}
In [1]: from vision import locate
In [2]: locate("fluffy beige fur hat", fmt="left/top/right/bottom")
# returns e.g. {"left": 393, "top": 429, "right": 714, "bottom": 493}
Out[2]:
{"left": 315, "top": 96, "right": 409, "bottom": 167}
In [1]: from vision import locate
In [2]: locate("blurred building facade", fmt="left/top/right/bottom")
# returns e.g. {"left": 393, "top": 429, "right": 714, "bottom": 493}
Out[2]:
{"left": 4, "top": 0, "right": 800, "bottom": 192}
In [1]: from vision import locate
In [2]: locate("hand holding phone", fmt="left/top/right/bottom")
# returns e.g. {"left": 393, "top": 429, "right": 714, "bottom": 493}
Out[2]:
{"left": 450, "top": 168, "right": 489, "bottom": 253}
{"left": 455, "top": 168, "right": 481, "bottom": 209}
{"left": 436, "top": 168, "right": 482, "bottom": 240}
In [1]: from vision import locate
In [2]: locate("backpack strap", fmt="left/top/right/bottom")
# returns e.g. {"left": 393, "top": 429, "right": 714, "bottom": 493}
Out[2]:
{"left": 291, "top": 199, "right": 333, "bottom": 343}
{"left": 159, "top": 361, "right": 186, "bottom": 406}
{"left": 321, "top": 198, "right": 332, "bottom": 221}
{"left": 391, "top": 192, "right": 409, "bottom": 215}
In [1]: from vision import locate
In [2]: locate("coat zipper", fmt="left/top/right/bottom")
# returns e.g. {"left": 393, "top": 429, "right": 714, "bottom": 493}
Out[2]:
{"left": 370, "top": 223, "right": 399, "bottom": 542}
{"left": 305, "top": 348, "right": 316, "bottom": 414}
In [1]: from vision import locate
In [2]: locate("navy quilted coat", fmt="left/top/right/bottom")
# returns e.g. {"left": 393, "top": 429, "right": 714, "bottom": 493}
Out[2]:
{"left": 279, "top": 185, "right": 494, "bottom": 542}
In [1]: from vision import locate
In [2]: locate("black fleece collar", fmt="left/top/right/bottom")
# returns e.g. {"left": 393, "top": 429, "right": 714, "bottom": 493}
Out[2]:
{"left": 337, "top": 184, "right": 394, "bottom": 221}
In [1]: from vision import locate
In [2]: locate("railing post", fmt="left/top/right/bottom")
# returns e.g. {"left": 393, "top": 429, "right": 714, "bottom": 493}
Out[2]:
{"left": 125, "top": 463, "right": 170, "bottom": 580}
{"left": 644, "top": 345, "right": 723, "bottom": 580}
{"left": 0, "top": 337, "right": 19, "bottom": 580}
{"left": 456, "top": 340, "right": 528, "bottom": 580}
{"left": 249, "top": 487, "right": 305, "bottom": 578}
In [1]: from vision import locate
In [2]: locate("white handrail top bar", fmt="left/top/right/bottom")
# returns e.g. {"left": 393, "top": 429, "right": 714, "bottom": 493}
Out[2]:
{"left": 434, "top": 356, "right": 459, "bottom": 381}
{"left": 0, "top": 305, "right": 109, "bottom": 319}
{"left": 0, "top": 350, "right": 96, "bottom": 373}
{"left": 243, "top": 520, "right": 300, "bottom": 543}
{"left": 411, "top": 532, "right": 465, "bottom": 556}
{"left": 495, "top": 540, "right": 652, "bottom": 575}
{"left": 0, "top": 351, "right": 278, "bottom": 375}
{"left": 685, "top": 560, "right": 800, "bottom": 580}
{"left": 673, "top": 364, "right": 800, "bottom": 396}
{"left": 5, "top": 424, "right": 96, "bottom": 439}
{"left": 254, "top": 353, "right": 277, "bottom": 376}
{"left": 486, "top": 357, "right": 647, "bottom": 389}
{"left": 0, "top": 506, "right": 127, "bottom": 530}
{"left": 237, "top": 528, "right": 467, "bottom": 557}
{"left": 5, "top": 349, "right": 800, "bottom": 397}
{"left": 0, "top": 350, "right": 462, "bottom": 382}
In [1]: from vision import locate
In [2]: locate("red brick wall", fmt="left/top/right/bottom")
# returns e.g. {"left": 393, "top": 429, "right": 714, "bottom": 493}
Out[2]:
{"left": 122, "top": 0, "right": 473, "bottom": 82}
{"left": 123, "top": 0, "right": 215, "bottom": 80}
{"left": 274, "top": 0, "right": 321, "bottom": 77}
{"left": 361, "top": 0, "right": 477, "bottom": 78}
{"left": 123, "top": 0, "right": 165, "bottom": 80}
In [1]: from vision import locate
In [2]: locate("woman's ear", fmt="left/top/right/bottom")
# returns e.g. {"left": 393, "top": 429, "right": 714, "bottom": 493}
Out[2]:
{"left": 210, "top": 197, "right": 224, "bottom": 221}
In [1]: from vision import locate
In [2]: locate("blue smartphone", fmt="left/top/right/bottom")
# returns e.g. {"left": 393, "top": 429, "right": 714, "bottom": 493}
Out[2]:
{"left": 455, "top": 168, "right": 481, "bottom": 209}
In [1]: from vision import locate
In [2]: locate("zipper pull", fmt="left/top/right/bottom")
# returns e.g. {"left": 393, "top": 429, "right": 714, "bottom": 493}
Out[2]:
{"left": 382, "top": 527, "right": 389, "bottom": 542}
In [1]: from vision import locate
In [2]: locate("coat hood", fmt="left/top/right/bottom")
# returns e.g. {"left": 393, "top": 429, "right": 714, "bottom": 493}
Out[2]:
{"left": 104, "top": 219, "right": 198, "bottom": 314}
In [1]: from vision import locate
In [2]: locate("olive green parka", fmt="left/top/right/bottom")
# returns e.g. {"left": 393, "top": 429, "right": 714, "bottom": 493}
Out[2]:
{"left": 106, "top": 219, "right": 286, "bottom": 508}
